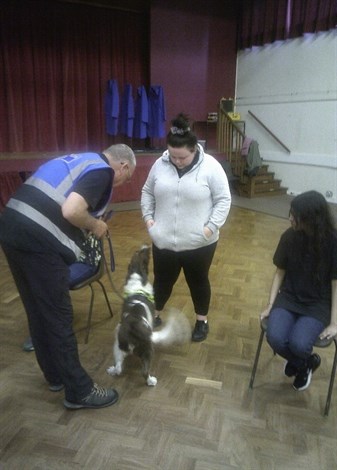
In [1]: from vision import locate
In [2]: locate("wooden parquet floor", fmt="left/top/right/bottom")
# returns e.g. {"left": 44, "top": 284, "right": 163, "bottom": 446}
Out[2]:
{"left": 1, "top": 206, "right": 337, "bottom": 470}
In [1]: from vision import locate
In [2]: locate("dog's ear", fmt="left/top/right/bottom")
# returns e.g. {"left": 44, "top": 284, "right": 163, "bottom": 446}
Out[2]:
{"left": 127, "top": 260, "right": 134, "bottom": 278}
{"left": 140, "top": 245, "right": 150, "bottom": 263}
{"left": 127, "top": 250, "right": 140, "bottom": 279}
{"left": 139, "top": 246, "right": 150, "bottom": 285}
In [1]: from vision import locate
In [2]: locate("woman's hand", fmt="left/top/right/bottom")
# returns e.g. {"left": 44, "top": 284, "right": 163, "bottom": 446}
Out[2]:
{"left": 260, "top": 303, "right": 274, "bottom": 321}
{"left": 203, "top": 226, "right": 213, "bottom": 238}
{"left": 319, "top": 324, "right": 337, "bottom": 340}
{"left": 146, "top": 219, "right": 155, "bottom": 229}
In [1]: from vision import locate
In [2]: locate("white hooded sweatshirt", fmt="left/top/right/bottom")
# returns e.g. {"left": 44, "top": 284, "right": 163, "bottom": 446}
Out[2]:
{"left": 141, "top": 145, "right": 231, "bottom": 252}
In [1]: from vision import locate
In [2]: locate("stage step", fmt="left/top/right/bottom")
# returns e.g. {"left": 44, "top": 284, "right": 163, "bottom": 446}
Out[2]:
{"left": 236, "top": 165, "right": 288, "bottom": 198}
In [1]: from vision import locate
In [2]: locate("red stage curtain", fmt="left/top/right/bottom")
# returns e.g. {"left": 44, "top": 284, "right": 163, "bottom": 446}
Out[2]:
{"left": 238, "top": 0, "right": 288, "bottom": 50}
{"left": 289, "top": 0, "right": 337, "bottom": 38}
{"left": 0, "top": 0, "right": 149, "bottom": 153}
{"left": 238, "top": 0, "right": 337, "bottom": 50}
{"left": 0, "top": 173, "right": 23, "bottom": 212}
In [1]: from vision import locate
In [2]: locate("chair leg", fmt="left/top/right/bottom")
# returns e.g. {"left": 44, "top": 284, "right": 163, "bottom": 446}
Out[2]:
{"left": 82, "top": 281, "right": 113, "bottom": 344}
{"left": 324, "top": 340, "right": 337, "bottom": 417}
{"left": 249, "top": 329, "right": 265, "bottom": 389}
{"left": 84, "top": 285, "right": 95, "bottom": 344}
{"left": 97, "top": 280, "right": 113, "bottom": 318}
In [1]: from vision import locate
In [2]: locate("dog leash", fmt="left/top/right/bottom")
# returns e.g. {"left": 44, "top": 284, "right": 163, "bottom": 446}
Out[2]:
{"left": 102, "top": 229, "right": 124, "bottom": 301}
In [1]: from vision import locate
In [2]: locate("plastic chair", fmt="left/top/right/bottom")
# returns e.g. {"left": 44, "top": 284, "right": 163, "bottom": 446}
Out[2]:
{"left": 249, "top": 317, "right": 337, "bottom": 416}
{"left": 70, "top": 239, "right": 113, "bottom": 344}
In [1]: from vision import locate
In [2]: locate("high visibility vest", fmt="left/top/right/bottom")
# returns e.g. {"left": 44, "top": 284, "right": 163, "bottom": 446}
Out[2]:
{"left": 7, "top": 153, "right": 113, "bottom": 261}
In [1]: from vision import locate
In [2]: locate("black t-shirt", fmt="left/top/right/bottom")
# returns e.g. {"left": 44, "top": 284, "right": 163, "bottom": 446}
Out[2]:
{"left": 272, "top": 227, "right": 337, "bottom": 326}
{"left": 71, "top": 165, "right": 112, "bottom": 211}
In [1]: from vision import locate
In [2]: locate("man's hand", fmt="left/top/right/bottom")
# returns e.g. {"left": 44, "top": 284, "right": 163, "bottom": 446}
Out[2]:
{"left": 62, "top": 192, "right": 108, "bottom": 238}
{"left": 91, "top": 219, "right": 108, "bottom": 239}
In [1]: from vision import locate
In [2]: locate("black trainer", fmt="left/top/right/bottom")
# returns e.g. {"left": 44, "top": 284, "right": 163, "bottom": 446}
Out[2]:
{"left": 308, "top": 353, "right": 321, "bottom": 373}
{"left": 284, "top": 361, "right": 298, "bottom": 377}
{"left": 293, "top": 367, "right": 312, "bottom": 391}
{"left": 191, "top": 320, "right": 209, "bottom": 342}
{"left": 293, "top": 353, "right": 321, "bottom": 391}
{"left": 63, "top": 383, "right": 119, "bottom": 409}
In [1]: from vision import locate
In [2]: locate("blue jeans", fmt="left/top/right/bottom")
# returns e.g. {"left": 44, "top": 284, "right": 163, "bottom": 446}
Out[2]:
{"left": 266, "top": 308, "right": 324, "bottom": 369}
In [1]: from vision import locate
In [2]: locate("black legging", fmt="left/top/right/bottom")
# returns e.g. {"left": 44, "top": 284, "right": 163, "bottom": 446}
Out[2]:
{"left": 152, "top": 242, "right": 217, "bottom": 315}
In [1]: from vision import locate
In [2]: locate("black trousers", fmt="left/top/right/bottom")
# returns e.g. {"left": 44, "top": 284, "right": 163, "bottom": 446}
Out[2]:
{"left": 1, "top": 243, "right": 93, "bottom": 402}
{"left": 152, "top": 242, "right": 217, "bottom": 315}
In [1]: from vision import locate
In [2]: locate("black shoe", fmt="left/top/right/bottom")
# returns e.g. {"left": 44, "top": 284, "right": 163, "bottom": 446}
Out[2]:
{"left": 308, "top": 353, "right": 321, "bottom": 373}
{"left": 293, "top": 354, "right": 321, "bottom": 391}
{"left": 191, "top": 320, "right": 209, "bottom": 342}
{"left": 49, "top": 383, "right": 64, "bottom": 392}
{"left": 153, "top": 316, "right": 162, "bottom": 328}
{"left": 284, "top": 361, "right": 298, "bottom": 377}
{"left": 63, "top": 383, "right": 119, "bottom": 409}
{"left": 293, "top": 367, "right": 312, "bottom": 391}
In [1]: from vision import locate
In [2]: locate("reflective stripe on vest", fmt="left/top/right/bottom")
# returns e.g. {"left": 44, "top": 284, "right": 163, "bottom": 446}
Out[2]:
{"left": 25, "top": 153, "right": 113, "bottom": 218}
{"left": 10, "top": 153, "right": 113, "bottom": 260}
{"left": 7, "top": 198, "right": 82, "bottom": 259}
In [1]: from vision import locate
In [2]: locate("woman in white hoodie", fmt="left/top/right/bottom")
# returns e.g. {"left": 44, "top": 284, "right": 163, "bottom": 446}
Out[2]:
{"left": 141, "top": 113, "right": 231, "bottom": 341}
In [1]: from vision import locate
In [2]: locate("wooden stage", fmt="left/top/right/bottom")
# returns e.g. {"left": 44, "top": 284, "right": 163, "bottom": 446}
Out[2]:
{"left": 0, "top": 149, "right": 226, "bottom": 210}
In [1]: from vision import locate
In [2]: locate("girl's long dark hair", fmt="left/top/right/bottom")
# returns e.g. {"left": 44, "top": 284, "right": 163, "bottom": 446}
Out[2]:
{"left": 290, "top": 190, "right": 335, "bottom": 281}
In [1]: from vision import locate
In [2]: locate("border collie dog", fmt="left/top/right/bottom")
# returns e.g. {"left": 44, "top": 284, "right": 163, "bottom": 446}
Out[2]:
{"left": 107, "top": 245, "right": 191, "bottom": 386}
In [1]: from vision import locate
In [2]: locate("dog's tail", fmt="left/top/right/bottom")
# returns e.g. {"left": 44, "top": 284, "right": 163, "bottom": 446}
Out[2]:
{"left": 151, "top": 309, "right": 191, "bottom": 346}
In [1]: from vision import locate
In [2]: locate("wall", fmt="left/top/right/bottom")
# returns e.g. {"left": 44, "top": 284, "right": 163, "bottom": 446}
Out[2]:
{"left": 150, "top": 0, "right": 237, "bottom": 147}
{"left": 235, "top": 30, "right": 337, "bottom": 202}
{"left": 0, "top": 0, "right": 238, "bottom": 204}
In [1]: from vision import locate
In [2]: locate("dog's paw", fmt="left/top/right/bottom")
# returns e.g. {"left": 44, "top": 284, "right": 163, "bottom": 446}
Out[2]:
{"left": 106, "top": 365, "right": 122, "bottom": 376}
{"left": 147, "top": 375, "right": 157, "bottom": 386}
